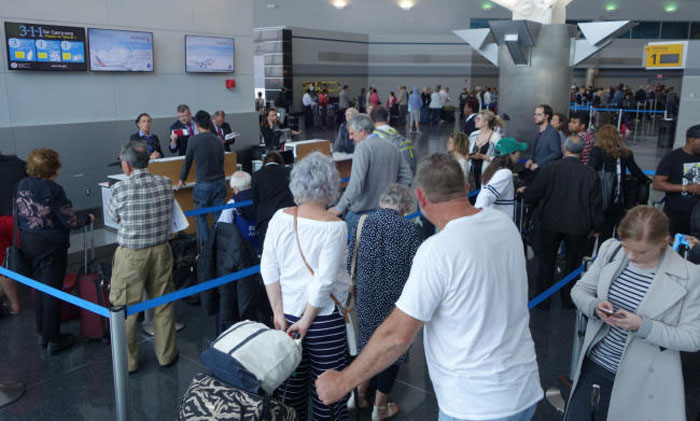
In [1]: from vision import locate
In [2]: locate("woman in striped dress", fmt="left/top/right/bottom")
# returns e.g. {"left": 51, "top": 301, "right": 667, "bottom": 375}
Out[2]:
{"left": 566, "top": 206, "right": 700, "bottom": 421}
{"left": 261, "top": 152, "right": 350, "bottom": 421}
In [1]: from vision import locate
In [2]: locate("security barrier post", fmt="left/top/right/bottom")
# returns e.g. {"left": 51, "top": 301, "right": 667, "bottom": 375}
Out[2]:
{"left": 109, "top": 306, "right": 129, "bottom": 421}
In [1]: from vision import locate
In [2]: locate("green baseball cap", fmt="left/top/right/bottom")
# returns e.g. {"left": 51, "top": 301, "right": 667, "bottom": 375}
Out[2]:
{"left": 495, "top": 137, "right": 528, "bottom": 156}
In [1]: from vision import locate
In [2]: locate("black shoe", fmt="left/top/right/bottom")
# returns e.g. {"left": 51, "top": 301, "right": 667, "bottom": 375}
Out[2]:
{"left": 159, "top": 353, "right": 179, "bottom": 369}
{"left": 47, "top": 334, "right": 76, "bottom": 356}
{"left": 38, "top": 336, "right": 48, "bottom": 349}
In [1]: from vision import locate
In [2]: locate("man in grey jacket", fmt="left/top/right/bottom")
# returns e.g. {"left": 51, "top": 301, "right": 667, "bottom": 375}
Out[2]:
{"left": 330, "top": 114, "right": 413, "bottom": 233}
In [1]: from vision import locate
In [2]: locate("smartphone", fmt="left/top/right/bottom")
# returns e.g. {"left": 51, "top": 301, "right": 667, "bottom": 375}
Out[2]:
{"left": 599, "top": 307, "right": 616, "bottom": 315}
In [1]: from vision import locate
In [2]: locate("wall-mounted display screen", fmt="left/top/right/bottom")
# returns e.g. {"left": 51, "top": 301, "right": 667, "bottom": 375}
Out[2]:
{"left": 88, "top": 28, "right": 153, "bottom": 72}
{"left": 185, "top": 35, "right": 234, "bottom": 73}
{"left": 5, "top": 22, "right": 87, "bottom": 71}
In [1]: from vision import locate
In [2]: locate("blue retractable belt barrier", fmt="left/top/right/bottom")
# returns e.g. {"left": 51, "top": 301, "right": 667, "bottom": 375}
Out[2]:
{"left": 568, "top": 104, "right": 667, "bottom": 114}
{"left": 125, "top": 265, "right": 261, "bottom": 316}
{"left": 527, "top": 265, "right": 585, "bottom": 310}
{"left": 184, "top": 199, "right": 253, "bottom": 217}
{"left": 0, "top": 266, "right": 111, "bottom": 318}
{"left": 341, "top": 177, "right": 350, "bottom": 183}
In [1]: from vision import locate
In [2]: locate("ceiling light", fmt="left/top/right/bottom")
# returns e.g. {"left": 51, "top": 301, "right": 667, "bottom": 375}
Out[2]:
{"left": 605, "top": 3, "right": 617, "bottom": 12}
{"left": 398, "top": 0, "right": 414, "bottom": 10}
{"left": 482, "top": 2, "right": 494, "bottom": 11}
{"left": 333, "top": 0, "right": 347, "bottom": 9}
{"left": 664, "top": 3, "right": 677, "bottom": 13}
{"left": 266, "top": 3, "right": 277, "bottom": 8}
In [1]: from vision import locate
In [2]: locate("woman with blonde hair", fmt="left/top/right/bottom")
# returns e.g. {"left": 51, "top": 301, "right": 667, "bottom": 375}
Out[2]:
{"left": 467, "top": 109, "right": 503, "bottom": 187}
{"left": 567, "top": 205, "right": 700, "bottom": 421}
{"left": 446, "top": 132, "right": 471, "bottom": 181}
{"left": 588, "top": 124, "right": 650, "bottom": 243}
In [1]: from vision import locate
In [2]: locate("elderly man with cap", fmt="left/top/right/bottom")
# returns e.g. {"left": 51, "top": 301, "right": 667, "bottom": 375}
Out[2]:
{"left": 475, "top": 137, "right": 528, "bottom": 220}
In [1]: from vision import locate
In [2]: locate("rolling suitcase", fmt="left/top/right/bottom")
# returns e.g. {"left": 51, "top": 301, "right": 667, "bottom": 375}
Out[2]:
{"left": 77, "top": 223, "right": 111, "bottom": 340}
{"left": 60, "top": 272, "right": 80, "bottom": 323}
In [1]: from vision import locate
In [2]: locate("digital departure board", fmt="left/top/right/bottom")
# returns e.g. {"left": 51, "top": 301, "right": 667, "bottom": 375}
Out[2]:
{"left": 5, "top": 22, "right": 87, "bottom": 71}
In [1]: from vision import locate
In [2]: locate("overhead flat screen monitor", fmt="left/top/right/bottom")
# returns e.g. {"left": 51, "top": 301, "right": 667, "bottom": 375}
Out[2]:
{"left": 5, "top": 22, "right": 87, "bottom": 71}
{"left": 88, "top": 28, "right": 153, "bottom": 72}
{"left": 185, "top": 35, "right": 234, "bottom": 73}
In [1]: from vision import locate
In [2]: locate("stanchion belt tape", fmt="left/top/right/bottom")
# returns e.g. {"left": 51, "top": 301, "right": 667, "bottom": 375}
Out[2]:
{"left": 527, "top": 264, "right": 585, "bottom": 310}
{"left": 0, "top": 266, "right": 111, "bottom": 318}
{"left": 569, "top": 106, "right": 666, "bottom": 114}
{"left": 184, "top": 199, "right": 253, "bottom": 217}
{"left": 125, "top": 265, "right": 261, "bottom": 316}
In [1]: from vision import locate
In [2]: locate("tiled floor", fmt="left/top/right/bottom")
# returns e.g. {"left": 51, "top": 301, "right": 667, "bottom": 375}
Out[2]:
{"left": 0, "top": 115, "right": 690, "bottom": 420}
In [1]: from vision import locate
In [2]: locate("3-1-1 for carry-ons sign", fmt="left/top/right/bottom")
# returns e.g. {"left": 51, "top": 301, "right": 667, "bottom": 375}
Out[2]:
{"left": 644, "top": 41, "right": 687, "bottom": 70}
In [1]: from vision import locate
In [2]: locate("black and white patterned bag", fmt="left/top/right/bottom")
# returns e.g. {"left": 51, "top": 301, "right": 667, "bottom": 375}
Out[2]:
{"left": 178, "top": 373, "right": 296, "bottom": 421}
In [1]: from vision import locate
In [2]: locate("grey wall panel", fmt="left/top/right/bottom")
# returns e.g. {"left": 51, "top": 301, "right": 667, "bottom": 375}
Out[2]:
{"left": 0, "top": 127, "right": 15, "bottom": 153}
{"left": 0, "top": 0, "right": 109, "bottom": 25}
{"left": 293, "top": 65, "right": 369, "bottom": 77}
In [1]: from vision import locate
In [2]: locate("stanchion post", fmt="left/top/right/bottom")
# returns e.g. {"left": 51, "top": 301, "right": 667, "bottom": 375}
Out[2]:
{"left": 109, "top": 306, "right": 129, "bottom": 421}
{"left": 617, "top": 109, "right": 622, "bottom": 131}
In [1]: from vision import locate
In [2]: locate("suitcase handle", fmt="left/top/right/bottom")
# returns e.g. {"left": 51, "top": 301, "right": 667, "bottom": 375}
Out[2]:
{"left": 83, "top": 222, "right": 95, "bottom": 275}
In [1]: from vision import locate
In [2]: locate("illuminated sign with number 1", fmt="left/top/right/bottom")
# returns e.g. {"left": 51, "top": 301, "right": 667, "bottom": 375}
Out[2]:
{"left": 644, "top": 41, "right": 687, "bottom": 70}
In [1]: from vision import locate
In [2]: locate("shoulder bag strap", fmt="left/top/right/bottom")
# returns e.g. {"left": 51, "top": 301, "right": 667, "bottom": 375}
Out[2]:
{"left": 349, "top": 214, "right": 368, "bottom": 283}
{"left": 293, "top": 207, "right": 314, "bottom": 276}
{"left": 293, "top": 207, "right": 349, "bottom": 322}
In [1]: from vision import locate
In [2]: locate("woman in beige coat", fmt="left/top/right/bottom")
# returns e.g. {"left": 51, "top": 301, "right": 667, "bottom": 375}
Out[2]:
{"left": 567, "top": 205, "right": 700, "bottom": 421}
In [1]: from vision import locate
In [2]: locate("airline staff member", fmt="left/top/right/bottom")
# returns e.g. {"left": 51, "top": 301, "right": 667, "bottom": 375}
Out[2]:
{"left": 212, "top": 110, "right": 234, "bottom": 152}
{"left": 169, "top": 104, "right": 198, "bottom": 156}
{"left": 129, "top": 113, "right": 162, "bottom": 159}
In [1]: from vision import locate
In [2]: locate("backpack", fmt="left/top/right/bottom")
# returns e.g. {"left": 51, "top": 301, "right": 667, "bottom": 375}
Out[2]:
{"left": 373, "top": 127, "right": 416, "bottom": 172}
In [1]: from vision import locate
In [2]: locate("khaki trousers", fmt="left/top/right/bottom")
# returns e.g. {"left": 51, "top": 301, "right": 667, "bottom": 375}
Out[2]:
{"left": 110, "top": 243, "right": 177, "bottom": 371}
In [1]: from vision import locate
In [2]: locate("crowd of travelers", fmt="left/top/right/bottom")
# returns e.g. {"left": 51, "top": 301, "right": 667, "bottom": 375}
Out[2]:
{"left": 1, "top": 79, "right": 700, "bottom": 421}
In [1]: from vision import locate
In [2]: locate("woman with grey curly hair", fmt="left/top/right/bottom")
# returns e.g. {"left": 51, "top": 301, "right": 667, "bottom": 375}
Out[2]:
{"left": 261, "top": 152, "right": 350, "bottom": 421}
{"left": 345, "top": 183, "right": 421, "bottom": 420}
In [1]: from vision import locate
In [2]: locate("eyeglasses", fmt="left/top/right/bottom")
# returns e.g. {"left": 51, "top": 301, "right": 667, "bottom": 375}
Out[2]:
{"left": 534, "top": 113, "right": 544, "bottom": 116}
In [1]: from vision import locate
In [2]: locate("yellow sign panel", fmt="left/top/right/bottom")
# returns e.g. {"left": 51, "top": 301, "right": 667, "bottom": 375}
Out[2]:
{"left": 14, "top": 51, "right": 25, "bottom": 59}
{"left": 62, "top": 52, "right": 72, "bottom": 60}
{"left": 644, "top": 42, "right": 686, "bottom": 69}
{"left": 38, "top": 52, "right": 48, "bottom": 59}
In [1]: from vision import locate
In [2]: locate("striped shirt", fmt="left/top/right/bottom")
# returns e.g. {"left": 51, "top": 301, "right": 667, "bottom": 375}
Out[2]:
{"left": 589, "top": 262, "right": 656, "bottom": 374}
{"left": 475, "top": 169, "right": 516, "bottom": 220}
{"left": 108, "top": 169, "right": 174, "bottom": 250}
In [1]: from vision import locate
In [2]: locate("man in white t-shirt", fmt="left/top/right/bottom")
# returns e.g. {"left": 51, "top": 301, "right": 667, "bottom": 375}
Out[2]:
{"left": 316, "top": 153, "right": 543, "bottom": 421}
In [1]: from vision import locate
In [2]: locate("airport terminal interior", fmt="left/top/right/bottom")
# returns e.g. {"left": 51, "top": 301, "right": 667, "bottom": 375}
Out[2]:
{"left": 2, "top": 0, "right": 700, "bottom": 420}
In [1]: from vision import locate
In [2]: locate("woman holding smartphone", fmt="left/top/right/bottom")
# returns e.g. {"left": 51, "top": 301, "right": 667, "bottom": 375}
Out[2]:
{"left": 566, "top": 205, "right": 700, "bottom": 421}
{"left": 467, "top": 110, "right": 502, "bottom": 188}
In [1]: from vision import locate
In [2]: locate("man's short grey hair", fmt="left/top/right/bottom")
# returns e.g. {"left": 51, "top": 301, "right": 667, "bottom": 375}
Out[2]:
{"left": 345, "top": 107, "right": 359, "bottom": 119}
{"left": 379, "top": 183, "right": 415, "bottom": 215}
{"left": 290, "top": 152, "right": 340, "bottom": 206}
{"left": 564, "top": 134, "right": 585, "bottom": 155}
{"left": 120, "top": 140, "right": 150, "bottom": 169}
{"left": 229, "top": 171, "right": 251, "bottom": 191}
{"left": 347, "top": 114, "right": 374, "bottom": 134}
{"left": 414, "top": 153, "right": 467, "bottom": 203}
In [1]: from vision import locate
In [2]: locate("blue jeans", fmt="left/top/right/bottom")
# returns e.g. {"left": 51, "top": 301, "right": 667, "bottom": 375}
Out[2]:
{"left": 438, "top": 403, "right": 536, "bottom": 421}
{"left": 193, "top": 180, "right": 226, "bottom": 247}
{"left": 344, "top": 209, "right": 376, "bottom": 238}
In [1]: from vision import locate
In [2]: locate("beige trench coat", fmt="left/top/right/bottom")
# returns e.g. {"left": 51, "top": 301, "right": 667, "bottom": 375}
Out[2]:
{"left": 569, "top": 238, "right": 700, "bottom": 421}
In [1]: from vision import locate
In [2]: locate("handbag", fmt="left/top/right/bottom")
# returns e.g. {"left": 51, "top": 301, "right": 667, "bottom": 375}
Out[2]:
{"left": 200, "top": 320, "right": 302, "bottom": 395}
{"left": 292, "top": 207, "right": 358, "bottom": 355}
{"left": 597, "top": 159, "right": 619, "bottom": 212}
{"left": 3, "top": 189, "right": 31, "bottom": 277}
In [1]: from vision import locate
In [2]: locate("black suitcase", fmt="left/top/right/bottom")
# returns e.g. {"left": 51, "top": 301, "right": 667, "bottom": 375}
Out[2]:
{"left": 179, "top": 373, "right": 296, "bottom": 420}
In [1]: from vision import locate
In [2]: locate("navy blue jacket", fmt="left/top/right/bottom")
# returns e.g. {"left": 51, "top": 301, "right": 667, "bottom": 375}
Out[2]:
{"left": 532, "top": 124, "right": 563, "bottom": 167}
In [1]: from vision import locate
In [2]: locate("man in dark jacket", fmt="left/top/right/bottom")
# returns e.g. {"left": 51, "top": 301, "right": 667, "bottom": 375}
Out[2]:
{"left": 521, "top": 135, "right": 604, "bottom": 309}
{"left": 251, "top": 151, "right": 295, "bottom": 247}
{"left": 169, "top": 104, "right": 199, "bottom": 156}
{"left": 526, "top": 104, "right": 563, "bottom": 174}
{"left": 461, "top": 98, "right": 479, "bottom": 136}
{"left": 212, "top": 110, "right": 234, "bottom": 152}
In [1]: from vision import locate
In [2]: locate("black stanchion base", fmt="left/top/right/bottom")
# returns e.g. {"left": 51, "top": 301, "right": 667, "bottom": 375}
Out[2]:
{"left": 0, "top": 382, "right": 25, "bottom": 408}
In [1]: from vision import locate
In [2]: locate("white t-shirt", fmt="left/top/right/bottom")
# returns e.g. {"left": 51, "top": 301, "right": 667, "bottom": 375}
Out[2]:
{"left": 395, "top": 208, "right": 542, "bottom": 419}
{"left": 260, "top": 209, "right": 350, "bottom": 317}
{"left": 475, "top": 168, "right": 516, "bottom": 220}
